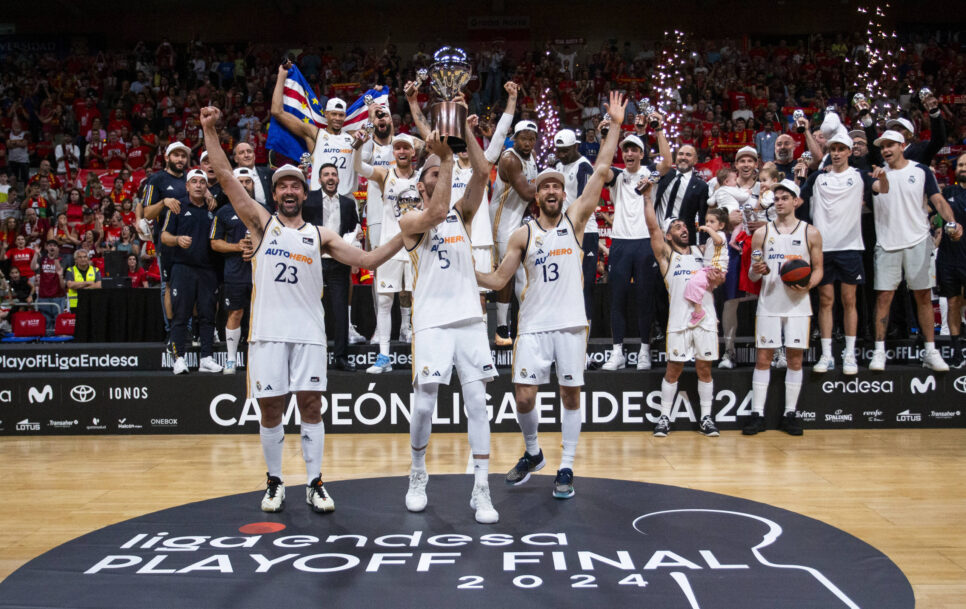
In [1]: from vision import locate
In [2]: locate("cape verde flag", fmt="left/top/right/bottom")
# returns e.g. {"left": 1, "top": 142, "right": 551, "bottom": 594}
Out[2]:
{"left": 267, "top": 64, "right": 389, "bottom": 162}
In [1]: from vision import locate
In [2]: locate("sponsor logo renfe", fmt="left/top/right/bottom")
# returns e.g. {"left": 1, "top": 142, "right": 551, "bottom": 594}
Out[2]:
{"left": 896, "top": 409, "right": 922, "bottom": 423}
{"left": 821, "top": 379, "right": 894, "bottom": 394}
{"left": 862, "top": 409, "right": 885, "bottom": 422}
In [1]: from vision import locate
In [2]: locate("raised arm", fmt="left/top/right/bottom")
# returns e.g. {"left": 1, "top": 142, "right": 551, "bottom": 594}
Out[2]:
{"left": 200, "top": 106, "right": 271, "bottom": 239}
{"left": 477, "top": 224, "right": 527, "bottom": 290}
{"left": 483, "top": 82, "right": 518, "bottom": 164}
{"left": 270, "top": 62, "right": 319, "bottom": 150}
{"left": 324, "top": 227, "right": 404, "bottom": 269}
{"left": 642, "top": 180, "right": 668, "bottom": 263}
{"left": 454, "top": 116, "right": 490, "bottom": 225}
{"left": 653, "top": 114, "right": 673, "bottom": 175}
{"left": 399, "top": 131, "right": 454, "bottom": 238}
{"left": 404, "top": 80, "right": 432, "bottom": 141}
{"left": 352, "top": 131, "right": 386, "bottom": 182}
{"left": 568, "top": 91, "right": 626, "bottom": 228}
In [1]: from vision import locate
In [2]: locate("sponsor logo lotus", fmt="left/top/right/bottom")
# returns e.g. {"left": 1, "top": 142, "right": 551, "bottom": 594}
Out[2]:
{"left": 896, "top": 409, "right": 922, "bottom": 423}
{"left": 15, "top": 419, "right": 40, "bottom": 431}
{"left": 825, "top": 409, "right": 853, "bottom": 423}
{"left": 70, "top": 384, "right": 96, "bottom": 403}
{"left": 863, "top": 410, "right": 885, "bottom": 422}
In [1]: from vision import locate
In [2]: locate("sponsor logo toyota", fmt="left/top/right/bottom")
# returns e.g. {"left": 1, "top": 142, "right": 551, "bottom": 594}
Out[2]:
{"left": 954, "top": 376, "right": 966, "bottom": 394}
{"left": 70, "top": 385, "right": 96, "bottom": 403}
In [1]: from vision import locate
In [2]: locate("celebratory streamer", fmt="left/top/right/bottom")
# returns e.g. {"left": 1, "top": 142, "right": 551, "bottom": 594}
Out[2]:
{"left": 654, "top": 30, "right": 688, "bottom": 140}
{"left": 847, "top": 3, "right": 901, "bottom": 115}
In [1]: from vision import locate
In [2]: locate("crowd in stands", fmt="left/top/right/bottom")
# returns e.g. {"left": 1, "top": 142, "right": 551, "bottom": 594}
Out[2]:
{"left": 0, "top": 31, "right": 963, "bottom": 349}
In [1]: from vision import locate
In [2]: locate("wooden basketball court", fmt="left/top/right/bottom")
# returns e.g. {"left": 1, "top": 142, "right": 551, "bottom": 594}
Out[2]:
{"left": 1, "top": 430, "right": 964, "bottom": 607}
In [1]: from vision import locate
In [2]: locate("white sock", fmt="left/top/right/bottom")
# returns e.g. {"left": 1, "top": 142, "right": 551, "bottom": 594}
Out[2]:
{"left": 752, "top": 368, "right": 770, "bottom": 415}
{"left": 411, "top": 445, "right": 427, "bottom": 472}
{"left": 496, "top": 302, "right": 509, "bottom": 327}
{"left": 844, "top": 335, "right": 856, "bottom": 355}
{"left": 348, "top": 305, "right": 354, "bottom": 327}
{"left": 875, "top": 340, "right": 885, "bottom": 353}
{"left": 697, "top": 380, "right": 713, "bottom": 419}
{"left": 660, "top": 379, "right": 677, "bottom": 417}
{"left": 560, "top": 407, "right": 581, "bottom": 470}
{"left": 260, "top": 422, "right": 285, "bottom": 478}
{"left": 639, "top": 343, "right": 649, "bottom": 356}
{"left": 516, "top": 408, "right": 540, "bottom": 455}
{"left": 925, "top": 341, "right": 935, "bottom": 352}
{"left": 612, "top": 343, "right": 623, "bottom": 357}
{"left": 300, "top": 420, "right": 325, "bottom": 482}
{"left": 226, "top": 326, "right": 240, "bottom": 362}
{"left": 821, "top": 338, "right": 832, "bottom": 358}
{"left": 400, "top": 307, "right": 411, "bottom": 332}
{"left": 784, "top": 369, "right": 803, "bottom": 414}
{"left": 411, "top": 382, "right": 437, "bottom": 452}
{"left": 376, "top": 294, "right": 393, "bottom": 354}
{"left": 473, "top": 458, "right": 489, "bottom": 486}
{"left": 463, "top": 380, "right": 491, "bottom": 486}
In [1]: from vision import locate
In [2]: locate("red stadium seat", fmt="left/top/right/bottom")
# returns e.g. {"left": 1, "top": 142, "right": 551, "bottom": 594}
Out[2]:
{"left": 12, "top": 311, "right": 46, "bottom": 338}
{"left": 55, "top": 312, "right": 76, "bottom": 336}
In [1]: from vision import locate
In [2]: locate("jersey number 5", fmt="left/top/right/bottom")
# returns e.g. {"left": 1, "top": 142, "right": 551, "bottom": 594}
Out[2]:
{"left": 274, "top": 263, "right": 299, "bottom": 284}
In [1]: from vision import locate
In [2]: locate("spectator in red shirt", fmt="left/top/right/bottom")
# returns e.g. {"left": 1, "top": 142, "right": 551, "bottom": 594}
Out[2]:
{"left": 125, "top": 134, "right": 152, "bottom": 171}
{"left": 1, "top": 217, "right": 20, "bottom": 248}
{"left": 127, "top": 253, "right": 148, "bottom": 287}
{"left": 119, "top": 199, "right": 136, "bottom": 226}
{"left": 65, "top": 188, "right": 85, "bottom": 227}
{"left": 21, "top": 183, "right": 51, "bottom": 220}
{"left": 75, "top": 94, "right": 101, "bottom": 138}
{"left": 32, "top": 240, "right": 67, "bottom": 331}
{"left": 6, "top": 235, "right": 36, "bottom": 280}
{"left": 109, "top": 178, "right": 127, "bottom": 205}
{"left": 20, "top": 208, "right": 50, "bottom": 249}
{"left": 104, "top": 131, "right": 127, "bottom": 170}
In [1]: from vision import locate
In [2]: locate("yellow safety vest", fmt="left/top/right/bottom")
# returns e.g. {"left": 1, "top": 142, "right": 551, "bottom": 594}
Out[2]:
{"left": 67, "top": 265, "right": 98, "bottom": 309}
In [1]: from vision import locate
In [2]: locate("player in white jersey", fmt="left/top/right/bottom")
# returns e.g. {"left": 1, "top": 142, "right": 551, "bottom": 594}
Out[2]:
{"left": 271, "top": 61, "right": 357, "bottom": 196}
{"left": 745, "top": 180, "right": 824, "bottom": 436}
{"left": 490, "top": 119, "right": 538, "bottom": 345}
{"left": 642, "top": 161, "right": 727, "bottom": 439}
{"left": 201, "top": 106, "right": 404, "bottom": 515}
{"left": 800, "top": 132, "right": 888, "bottom": 375}
{"left": 394, "top": 119, "right": 497, "bottom": 523}
{"left": 477, "top": 92, "right": 626, "bottom": 500}
{"left": 353, "top": 133, "right": 419, "bottom": 372}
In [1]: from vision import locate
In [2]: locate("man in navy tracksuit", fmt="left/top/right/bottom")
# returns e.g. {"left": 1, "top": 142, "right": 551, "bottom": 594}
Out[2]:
{"left": 162, "top": 168, "right": 222, "bottom": 374}
{"left": 940, "top": 152, "right": 966, "bottom": 368}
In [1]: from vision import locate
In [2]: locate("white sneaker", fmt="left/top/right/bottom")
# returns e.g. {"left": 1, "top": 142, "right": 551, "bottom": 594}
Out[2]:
{"left": 348, "top": 325, "right": 366, "bottom": 345}
{"left": 173, "top": 357, "right": 189, "bottom": 375}
{"left": 223, "top": 360, "right": 237, "bottom": 375}
{"left": 399, "top": 324, "right": 412, "bottom": 343}
{"left": 922, "top": 349, "right": 949, "bottom": 372}
{"left": 306, "top": 477, "right": 335, "bottom": 513}
{"left": 636, "top": 346, "right": 651, "bottom": 370}
{"left": 841, "top": 352, "right": 858, "bottom": 375}
{"left": 470, "top": 483, "right": 499, "bottom": 524}
{"left": 718, "top": 350, "right": 736, "bottom": 369}
{"left": 261, "top": 475, "right": 285, "bottom": 512}
{"left": 813, "top": 355, "right": 834, "bottom": 373}
{"left": 869, "top": 350, "right": 887, "bottom": 371}
{"left": 406, "top": 469, "right": 429, "bottom": 512}
{"left": 773, "top": 348, "right": 787, "bottom": 369}
{"left": 199, "top": 356, "right": 223, "bottom": 373}
{"left": 601, "top": 350, "right": 626, "bottom": 371}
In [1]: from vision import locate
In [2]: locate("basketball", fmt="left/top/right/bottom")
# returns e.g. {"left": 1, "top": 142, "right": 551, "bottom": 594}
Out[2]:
{"left": 780, "top": 258, "right": 811, "bottom": 287}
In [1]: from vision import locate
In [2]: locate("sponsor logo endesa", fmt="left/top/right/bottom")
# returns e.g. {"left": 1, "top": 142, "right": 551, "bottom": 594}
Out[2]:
{"left": 821, "top": 379, "right": 894, "bottom": 394}
{"left": 0, "top": 353, "right": 140, "bottom": 371}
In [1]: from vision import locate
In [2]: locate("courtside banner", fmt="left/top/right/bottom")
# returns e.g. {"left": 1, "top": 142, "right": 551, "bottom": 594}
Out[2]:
{"left": 1, "top": 368, "right": 962, "bottom": 435}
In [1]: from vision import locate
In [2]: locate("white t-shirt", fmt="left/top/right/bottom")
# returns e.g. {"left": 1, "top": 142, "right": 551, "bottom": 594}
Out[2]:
{"left": 801, "top": 166, "right": 874, "bottom": 251}
{"left": 872, "top": 162, "right": 938, "bottom": 251}
{"left": 607, "top": 166, "right": 650, "bottom": 240}
{"left": 361, "top": 139, "right": 395, "bottom": 226}
{"left": 55, "top": 143, "right": 81, "bottom": 175}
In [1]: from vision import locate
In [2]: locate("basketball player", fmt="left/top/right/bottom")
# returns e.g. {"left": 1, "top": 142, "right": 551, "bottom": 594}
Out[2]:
{"left": 201, "top": 106, "right": 405, "bottom": 513}
{"left": 477, "top": 91, "right": 626, "bottom": 499}
{"left": 395, "top": 119, "right": 497, "bottom": 523}
{"left": 642, "top": 163, "right": 726, "bottom": 439}
{"left": 353, "top": 132, "right": 419, "bottom": 372}
{"left": 271, "top": 61, "right": 357, "bottom": 196}
{"left": 744, "top": 180, "right": 824, "bottom": 436}
{"left": 490, "top": 118, "right": 539, "bottom": 345}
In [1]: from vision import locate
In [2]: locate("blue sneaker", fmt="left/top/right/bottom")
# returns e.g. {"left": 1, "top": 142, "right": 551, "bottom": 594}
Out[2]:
{"left": 553, "top": 468, "right": 575, "bottom": 499}
{"left": 505, "top": 450, "right": 545, "bottom": 485}
{"left": 366, "top": 353, "right": 392, "bottom": 374}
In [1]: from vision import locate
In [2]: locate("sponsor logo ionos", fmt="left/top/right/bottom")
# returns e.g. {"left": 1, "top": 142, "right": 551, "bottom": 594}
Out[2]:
{"left": 825, "top": 409, "right": 852, "bottom": 423}
{"left": 110, "top": 387, "right": 149, "bottom": 400}
{"left": 821, "top": 379, "right": 894, "bottom": 394}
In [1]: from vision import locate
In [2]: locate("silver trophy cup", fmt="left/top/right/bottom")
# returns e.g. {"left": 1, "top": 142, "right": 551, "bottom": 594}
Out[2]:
{"left": 428, "top": 47, "right": 472, "bottom": 152}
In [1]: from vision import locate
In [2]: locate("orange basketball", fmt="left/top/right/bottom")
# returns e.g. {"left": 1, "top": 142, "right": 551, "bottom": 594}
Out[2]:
{"left": 780, "top": 258, "right": 811, "bottom": 287}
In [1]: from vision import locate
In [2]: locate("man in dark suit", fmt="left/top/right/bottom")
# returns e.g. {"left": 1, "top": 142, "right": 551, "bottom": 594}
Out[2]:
{"left": 233, "top": 142, "right": 276, "bottom": 213}
{"left": 303, "top": 162, "right": 360, "bottom": 371}
{"left": 654, "top": 144, "right": 709, "bottom": 245}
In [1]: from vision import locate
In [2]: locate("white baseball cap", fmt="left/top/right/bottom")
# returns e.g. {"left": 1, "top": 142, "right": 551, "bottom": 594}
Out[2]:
{"left": 271, "top": 164, "right": 307, "bottom": 188}
{"left": 874, "top": 129, "right": 906, "bottom": 148}
{"left": 165, "top": 142, "right": 190, "bottom": 157}
{"left": 534, "top": 168, "right": 566, "bottom": 189}
{"left": 620, "top": 134, "right": 645, "bottom": 151}
{"left": 186, "top": 169, "right": 208, "bottom": 183}
{"left": 199, "top": 150, "right": 209, "bottom": 162}
{"left": 735, "top": 145, "right": 758, "bottom": 161}
{"left": 393, "top": 133, "right": 416, "bottom": 149}
{"left": 514, "top": 120, "right": 538, "bottom": 136}
{"left": 827, "top": 132, "right": 854, "bottom": 150}
{"left": 233, "top": 167, "right": 256, "bottom": 179}
{"left": 773, "top": 179, "right": 800, "bottom": 198}
{"left": 886, "top": 117, "right": 914, "bottom": 134}
{"left": 325, "top": 98, "right": 347, "bottom": 112}
{"left": 554, "top": 130, "right": 578, "bottom": 148}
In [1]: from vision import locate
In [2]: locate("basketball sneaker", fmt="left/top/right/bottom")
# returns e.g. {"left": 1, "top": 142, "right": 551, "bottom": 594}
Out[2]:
{"left": 742, "top": 412, "right": 767, "bottom": 435}
{"left": 602, "top": 350, "right": 626, "bottom": 370}
{"left": 173, "top": 356, "right": 189, "bottom": 375}
{"left": 505, "top": 450, "right": 545, "bottom": 485}
{"left": 405, "top": 469, "right": 429, "bottom": 512}
{"left": 778, "top": 411, "right": 804, "bottom": 436}
{"left": 699, "top": 415, "right": 720, "bottom": 437}
{"left": 813, "top": 355, "right": 834, "bottom": 373}
{"left": 718, "top": 350, "right": 736, "bottom": 369}
{"left": 366, "top": 353, "right": 393, "bottom": 374}
{"left": 868, "top": 350, "right": 887, "bottom": 371}
{"left": 922, "top": 349, "right": 949, "bottom": 372}
{"left": 653, "top": 414, "right": 671, "bottom": 437}
{"left": 636, "top": 346, "right": 651, "bottom": 370}
{"left": 260, "top": 474, "right": 285, "bottom": 512}
{"left": 495, "top": 325, "right": 513, "bottom": 347}
{"left": 348, "top": 324, "right": 366, "bottom": 345}
{"left": 841, "top": 352, "right": 859, "bottom": 375}
{"left": 199, "top": 356, "right": 223, "bottom": 373}
{"left": 950, "top": 348, "right": 965, "bottom": 369}
{"left": 306, "top": 477, "right": 335, "bottom": 513}
{"left": 470, "top": 483, "right": 499, "bottom": 524}
{"left": 223, "top": 360, "right": 237, "bottom": 375}
{"left": 553, "top": 468, "right": 575, "bottom": 499}
{"left": 772, "top": 348, "right": 787, "bottom": 369}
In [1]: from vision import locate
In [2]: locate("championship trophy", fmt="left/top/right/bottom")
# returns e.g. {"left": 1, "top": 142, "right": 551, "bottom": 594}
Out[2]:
{"left": 793, "top": 109, "right": 806, "bottom": 133}
{"left": 852, "top": 92, "right": 870, "bottom": 118}
{"left": 427, "top": 47, "right": 472, "bottom": 152}
{"left": 638, "top": 101, "right": 659, "bottom": 129}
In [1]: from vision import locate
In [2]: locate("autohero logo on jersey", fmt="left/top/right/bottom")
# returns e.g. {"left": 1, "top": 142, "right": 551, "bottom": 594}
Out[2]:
{"left": 0, "top": 352, "right": 139, "bottom": 372}
{"left": 821, "top": 379, "right": 894, "bottom": 394}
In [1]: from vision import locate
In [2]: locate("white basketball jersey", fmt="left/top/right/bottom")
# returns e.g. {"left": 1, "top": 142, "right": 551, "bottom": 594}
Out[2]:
{"left": 310, "top": 130, "right": 357, "bottom": 196}
{"left": 380, "top": 168, "right": 418, "bottom": 261}
{"left": 757, "top": 221, "right": 812, "bottom": 317}
{"left": 518, "top": 216, "right": 588, "bottom": 334}
{"left": 451, "top": 162, "right": 494, "bottom": 247}
{"left": 408, "top": 209, "right": 481, "bottom": 333}
{"left": 557, "top": 156, "right": 598, "bottom": 234}
{"left": 363, "top": 140, "right": 395, "bottom": 226}
{"left": 490, "top": 148, "right": 537, "bottom": 243}
{"left": 664, "top": 247, "right": 718, "bottom": 333}
{"left": 250, "top": 217, "right": 326, "bottom": 344}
